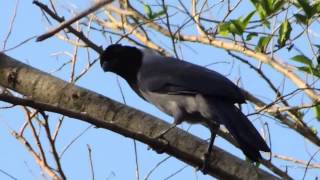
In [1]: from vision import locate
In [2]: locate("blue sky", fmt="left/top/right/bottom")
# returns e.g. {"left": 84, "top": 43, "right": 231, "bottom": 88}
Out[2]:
{"left": 1, "top": 0, "right": 319, "bottom": 179}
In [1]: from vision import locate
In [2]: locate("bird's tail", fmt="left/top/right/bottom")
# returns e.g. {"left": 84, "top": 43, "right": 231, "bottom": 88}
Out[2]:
{"left": 211, "top": 100, "right": 270, "bottom": 161}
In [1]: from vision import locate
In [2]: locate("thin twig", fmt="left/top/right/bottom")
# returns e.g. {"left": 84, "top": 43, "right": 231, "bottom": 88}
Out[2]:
{"left": 60, "top": 125, "right": 93, "bottom": 158}
{"left": 144, "top": 156, "right": 171, "bottom": 180}
{"left": 2, "top": 0, "right": 19, "bottom": 50}
{"left": 163, "top": 165, "right": 188, "bottom": 180}
{"left": 0, "top": 169, "right": 18, "bottom": 180}
{"left": 273, "top": 154, "right": 320, "bottom": 169}
{"left": 87, "top": 144, "right": 95, "bottom": 180}
{"left": 2, "top": 36, "right": 36, "bottom": 53}
{"left": 35, "top": 0, "right": 114, "bottom": 42}
{"left": 33, "top": 1, "right": 103, "bottom": 54}
{"left": 11, "top": 131, "right": 60, "bottom": 179}
{"left": 302, "top": 149, "right": 320, "bottom": 180}
{"left": 52, "top": 115, "right": 65, "bottom": 142}
{"left": 74, "top": 58, "right": 99, "bottom": 82}
{"left": 23, "top": 107, "right": 48, "bottom": 167}
{"left": 40, "top": 111, "right": 66, "bottom": 180}
{"left": 133, "top": 140, "right": 140, "bottom": 180}
{"left": 69, "top": 36, "right": 80, "bottom": 83}
{"left": 161, "top": 0, "right": 179, "bottom": 58}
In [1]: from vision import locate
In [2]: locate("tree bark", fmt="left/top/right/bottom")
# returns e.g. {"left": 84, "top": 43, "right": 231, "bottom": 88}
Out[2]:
{"left": 0, "top": 53, "right": 279, "bottom": 180}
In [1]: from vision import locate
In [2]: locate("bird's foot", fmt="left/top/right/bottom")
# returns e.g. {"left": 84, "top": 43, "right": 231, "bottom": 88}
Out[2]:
{"left": 196, "top": 152, "right": 212, "bottom": 174}
{"left": 150, "top": 124, "right": 177, "bottom": 153}
{"left": 153, "top": 125, "right": 175, "bottom": 140}
{"left": 148, "top": 131, "right": 170, "bottom": 154}
{"left": 156, "top": 138, "right": 169, "bottom": 154}
{"left": 153, "top": 130, "right": 167, "bottom": 140}
{"left": 202, "top": 152, "right": 210, "bottom": 174}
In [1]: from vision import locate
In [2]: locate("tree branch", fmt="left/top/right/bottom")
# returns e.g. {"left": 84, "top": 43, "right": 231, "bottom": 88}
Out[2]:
{"left": 35, "top": 0, "right": 114, "bottom": 42}
{"left": 33, "top": 0, "right": 103, "bottom": 54}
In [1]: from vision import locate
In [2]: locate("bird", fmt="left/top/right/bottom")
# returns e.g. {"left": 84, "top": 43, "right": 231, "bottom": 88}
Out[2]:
{"left": 100, "top": 44, "right": 270, "bottom": 170}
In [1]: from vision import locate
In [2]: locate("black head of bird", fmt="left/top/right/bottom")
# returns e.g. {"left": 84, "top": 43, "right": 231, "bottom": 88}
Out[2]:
{"left": 100, "top": 44, "right": 142, "bottom": 84}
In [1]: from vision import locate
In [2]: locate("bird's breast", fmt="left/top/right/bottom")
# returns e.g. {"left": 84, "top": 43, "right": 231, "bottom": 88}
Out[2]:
{"left": 139, "top": 91, "right": 199, "bottom": 117}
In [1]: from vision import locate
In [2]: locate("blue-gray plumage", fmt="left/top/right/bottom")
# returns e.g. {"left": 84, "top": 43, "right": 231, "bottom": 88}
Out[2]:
{"left": 100, "top": 44, "right": 270, "bottom": 166}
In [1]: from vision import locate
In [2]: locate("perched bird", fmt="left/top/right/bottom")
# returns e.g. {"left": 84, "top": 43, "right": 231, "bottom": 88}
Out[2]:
{"left": 100, "top": 44, "right": 270, "bottom": 168}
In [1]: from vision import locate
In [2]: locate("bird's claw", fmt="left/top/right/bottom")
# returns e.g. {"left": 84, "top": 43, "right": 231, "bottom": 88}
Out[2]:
{"left": 156, "top": 138, "right": 169, "bottom": 153}
{"left": 148, "top": 132, "right": 170, "bottom": 154}
{"left": 153, "top": 131, "right": 166, "bottom": 140}
{"left": 195, "top": 152, "right": 211, "bottom": 174}
{"left": 201, "top": 152, "right": 210, "bottom": 174}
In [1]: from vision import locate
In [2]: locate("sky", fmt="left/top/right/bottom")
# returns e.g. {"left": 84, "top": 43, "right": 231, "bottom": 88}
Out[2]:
{"left": 0, "top": 0, "right": 319, "bottom": 180}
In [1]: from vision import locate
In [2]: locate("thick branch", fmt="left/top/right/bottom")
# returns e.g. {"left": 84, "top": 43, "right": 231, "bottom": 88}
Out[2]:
{"left": 0, "top": 53, "right": 280, "bottom": 179}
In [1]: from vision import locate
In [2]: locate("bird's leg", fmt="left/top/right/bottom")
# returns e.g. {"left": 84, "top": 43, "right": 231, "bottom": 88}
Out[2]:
{"left": 151, "top": 109, "right": 184, "bottom": 153}
{"left": 201, "top": 122, "right": 220, "bottom": 174}
{"left": 154, "top": 108, "right": 184, "bottom": 140}
{"left": 154, "top": 123, "right": 177, "bottom": 139}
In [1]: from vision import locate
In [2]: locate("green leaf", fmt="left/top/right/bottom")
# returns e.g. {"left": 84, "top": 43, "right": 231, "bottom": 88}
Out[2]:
{"left": 260, "top": 0, "right": 271, "bottom": 15}
{"left": 230, "top": 20, "right": 244, "bottom": 35}
{"left": 315, "top": 45, "right": 320, "bottom": 66}
{"left": 251, "top": 0, "right": 285, "bottom": 19}
{"left": 297, "top": 66, "right": 310, "bottom": 73}
{"left": 218, "top": 11, "right": 255, "bottom": 36}
{"left": 291, "top": 55, "right": 312, "bottom": 66}
{"left": 277, "top": 19, "right": 292, "bottom": 47}
{"left": 250, "top": 0, "right": 266, "bottom": 18}
{"left": 246, "top": 32, "right": 258, "bottom": 41}
{"left": 273, "top": 0, "right": 286, "bottom": 13}
{"left": 144, "top": 4, "right": 166, "bottom": 20}
{"left": 263, "top": 20, "right": 271, "bottom": 29}
{"left": 217, "top": 23, "right": 231, "bottom": 36}
{"left": 316, "top": 2, "right": 320, "bottom": 13}
{"left": 297, "top": 66, "right": 320, "bottom": 77}
{"left": 242, "top": 11, "right": 256, "bottom": 29}
{"left": 314, "top": 105, "right": 320, "bottom": 121}
{"left": 255, "top": 36, "right": 271, "bottom": 52}
{"left": 151, "top": 8, "right": 166, "bottom": 19}
{"left": 143, "top": 3, "right": 153, "bottom": 19}
{"left": 297, "top": 0, "right": 314, "bottom": 18}
{"left": 311, "top": 2, "right": 320, "bottom": 16}
{"left": 256, "top": 3, "right": 267, "bottom": 20}
{"left": 311, "top": 68, "right": 320, "bottom": 77}
{"left": 249, "top": 0, "right": 274, "bottom": 28}
{"left": 294, "top": 14, "right": 309, "bottom": 25}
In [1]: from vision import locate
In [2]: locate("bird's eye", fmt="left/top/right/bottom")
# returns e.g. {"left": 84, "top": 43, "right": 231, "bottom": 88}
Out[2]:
{"left": 101, "top": 61, "right": 111, "bottom": 71}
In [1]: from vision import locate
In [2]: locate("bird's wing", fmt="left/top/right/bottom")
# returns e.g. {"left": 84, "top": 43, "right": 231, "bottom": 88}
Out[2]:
{"left": 138, "top": 55, "right": 245, "bottom": 104}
